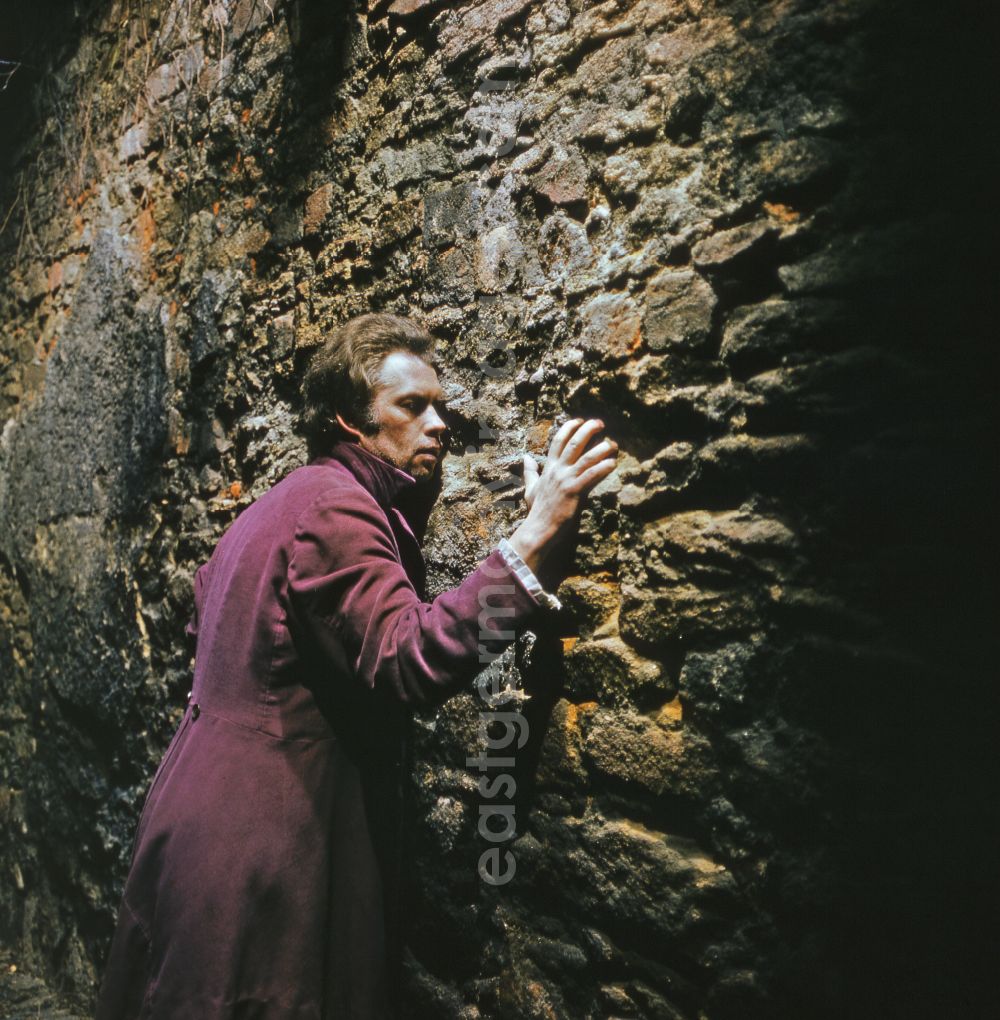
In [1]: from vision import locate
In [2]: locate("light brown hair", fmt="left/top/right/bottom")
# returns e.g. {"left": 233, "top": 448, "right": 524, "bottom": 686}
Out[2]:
{"left": 301, "top": 312, "right": 436, "bottom": 455}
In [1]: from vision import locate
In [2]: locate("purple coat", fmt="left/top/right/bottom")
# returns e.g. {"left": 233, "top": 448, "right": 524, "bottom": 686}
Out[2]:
{"left": 96, "top": 440, "right": 541, "bottom": 1019}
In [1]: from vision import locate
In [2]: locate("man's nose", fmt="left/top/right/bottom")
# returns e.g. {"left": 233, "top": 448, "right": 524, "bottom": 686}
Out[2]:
{"left": 426, "top": 405, "right": 448, "bottom": 441}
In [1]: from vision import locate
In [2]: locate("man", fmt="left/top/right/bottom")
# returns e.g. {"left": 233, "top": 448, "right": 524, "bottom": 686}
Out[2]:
{"left": 96, "top": 313, "right": 617, "bottom": 1019}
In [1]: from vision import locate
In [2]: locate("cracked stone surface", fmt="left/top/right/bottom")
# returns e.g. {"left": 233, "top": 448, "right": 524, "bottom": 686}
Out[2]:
{"left": 0, "top": 0, "right": 992, "bottom": 1017}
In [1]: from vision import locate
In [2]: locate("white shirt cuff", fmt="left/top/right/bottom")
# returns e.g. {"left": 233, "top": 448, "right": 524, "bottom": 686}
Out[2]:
{"left": 498, "top": 537, "right": 563, "bottom": 612}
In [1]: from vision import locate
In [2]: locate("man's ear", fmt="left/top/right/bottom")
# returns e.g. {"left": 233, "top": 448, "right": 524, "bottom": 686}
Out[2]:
{"left": 334, "top": 413, "right": 364, "bottom": 442}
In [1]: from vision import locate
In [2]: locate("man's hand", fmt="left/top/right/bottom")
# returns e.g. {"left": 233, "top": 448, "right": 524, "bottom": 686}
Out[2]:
{"left": 509, "top": 418, "right": 618, "bottom": 576}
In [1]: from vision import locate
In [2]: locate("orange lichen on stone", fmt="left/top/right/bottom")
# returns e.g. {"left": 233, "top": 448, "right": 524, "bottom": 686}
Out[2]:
{"left": 627, "top": 323, "right": 643, "bottom": 354}
{"left": 529, "top": 417, "right": 554, "bottom": 451}
{"left": 524, "top": 982, "right": 559, "bottom": 1020}
{"left": 657, "top": 696, "right": 684, "bottom": 724}
{"left": 137, "top": 204, "right": 156, "bottom": 254}
{"left": 36, "top": 335, "right": 58, "bottom": 361}
{"left": 562, "top": 701, "right": 580, "bottom": 729}
{"left": 561, "top": 636, "right": 578, "bottom": 653}
{"left": 763, "top": 200, "right": 800, "bottom": 223}
{"left": 228, "top": 482, "right": 242, "bottom": 499}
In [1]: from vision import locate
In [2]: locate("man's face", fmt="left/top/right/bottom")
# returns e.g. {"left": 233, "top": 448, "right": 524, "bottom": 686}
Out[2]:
{"left": 355, "top": 351, "right": 448, "bottom": 482}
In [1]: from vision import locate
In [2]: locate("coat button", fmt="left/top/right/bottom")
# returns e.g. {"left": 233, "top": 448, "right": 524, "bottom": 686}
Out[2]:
{"left": 186, "top": 690, "right": 192, "bottom": 703}
{"left": 191, "top": 703, "right": 201, "bottom": 719}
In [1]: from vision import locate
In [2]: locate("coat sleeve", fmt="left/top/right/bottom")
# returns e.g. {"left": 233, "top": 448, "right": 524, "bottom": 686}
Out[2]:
{"left": 286, "top": 487, "right": 542, "bottom": 706}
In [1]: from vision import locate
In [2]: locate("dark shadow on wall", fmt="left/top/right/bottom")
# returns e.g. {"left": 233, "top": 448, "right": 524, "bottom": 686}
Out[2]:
{"left": 819, "top": 3, "right": 997, "bottom": 1014}
{"left": 729, "top": 2, "right": 998, "bottom": 1016}
{"left": 0, "top": 1, "right": 103, "bottom": 183}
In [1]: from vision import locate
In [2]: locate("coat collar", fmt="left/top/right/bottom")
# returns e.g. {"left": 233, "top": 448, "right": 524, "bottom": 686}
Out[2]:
{"left": 310, "top": 439, "right": 418, "bottom": 512}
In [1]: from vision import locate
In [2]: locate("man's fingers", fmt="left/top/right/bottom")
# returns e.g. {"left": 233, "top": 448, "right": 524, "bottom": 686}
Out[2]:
{"left": 549, "top": 418, "right": 583, "bottom": 460}
{"left": 562, "top": 419, "right": 605, "bottom": 463}
{"left": 573, "top": 439, "right": 618, "bottom": 473}
{"left": 522, "top": 454, "right": 539, "bottom": 508}
{"left": 571, "top": 457, "right": 618, "bottom": 493}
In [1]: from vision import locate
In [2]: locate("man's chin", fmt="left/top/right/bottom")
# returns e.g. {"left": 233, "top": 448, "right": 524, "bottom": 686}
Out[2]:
{"left": 408, "top": 456, "right": 443, "bottom": 483}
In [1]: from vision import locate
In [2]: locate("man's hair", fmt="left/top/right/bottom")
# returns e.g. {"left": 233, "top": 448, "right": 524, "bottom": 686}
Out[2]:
{"left": 301, "top": 312, "right": 435, "bottom": 455}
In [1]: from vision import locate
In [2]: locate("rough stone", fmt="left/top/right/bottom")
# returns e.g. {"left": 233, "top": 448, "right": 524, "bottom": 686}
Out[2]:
{"left": 438, "top": 0, "right": 535, "bottom": 66}
{"left": 719, "top": 297, "right": 849, "bottom": 372}
{"left": 691, "top": 220, "right": 777, "bottom": 270}
{"left": 579, "top": 705, "right": 687, "bottom": 797}
{"left": 421, "top": 183, "right": 481, "bottom": 250}
{"left": 388, "top": 0, "right": 445, "bottom": 17}
{"left": 562, "top": 636, "right": 670, "bottom": 708}
{"left": 576, "top": 290, "right": 642, "bottom": 359}
{"left": 473, "top": 223, "right": 525, "bottom": 293}
{"left": 118, "top": 121, "right": 151, "bottom": 163}
{"left": 619, "top": 508, "right": 801, "bottom": 647}
{"left": 642, "top": 269, "right": 716, "bottom": 352}
{"left": 602, "top": 152, "right": 648, "bottom": 196}
{"left": 529, "top": 145, "right": 588, "bottom": 207}
{"left": 537, "top": 211, "right": 593, "bottom": 292}
{"left": 303, "top": 183, "right": 333, "bottom": 236}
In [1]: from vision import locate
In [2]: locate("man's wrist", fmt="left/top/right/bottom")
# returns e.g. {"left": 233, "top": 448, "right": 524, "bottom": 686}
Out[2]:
{"left": 498, "top": 537, "right": 562, "bottom": 612}
{"left": 507, "top": 521, "right": 548, "bottom": 576}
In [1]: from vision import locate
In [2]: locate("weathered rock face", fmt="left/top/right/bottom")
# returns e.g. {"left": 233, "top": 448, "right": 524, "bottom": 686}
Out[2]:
{"left": 0, "top": 0, "right": 992, "bottom": 1017}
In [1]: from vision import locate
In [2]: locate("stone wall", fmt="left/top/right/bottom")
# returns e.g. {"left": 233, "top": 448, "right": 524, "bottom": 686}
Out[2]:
{"left": 0, "top": 0, "right": 992, "bottom": 1017}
